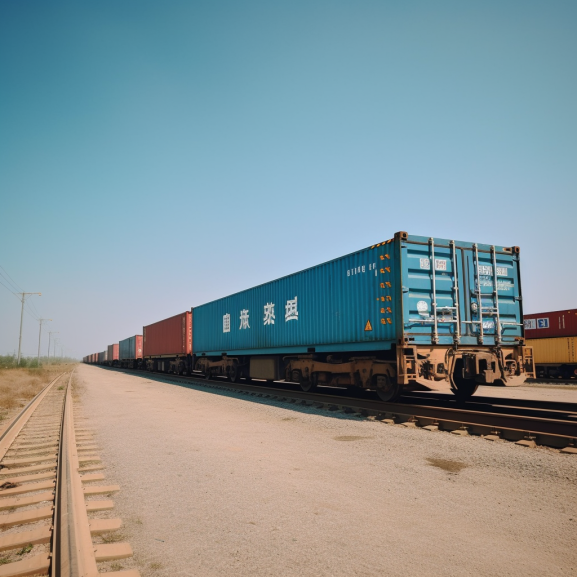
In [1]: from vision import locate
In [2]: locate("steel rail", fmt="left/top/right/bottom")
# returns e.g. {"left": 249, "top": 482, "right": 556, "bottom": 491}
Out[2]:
{"left": 0, "top": 369, "right": 138, "bottom": 576}
{"left": 0, "top": 372, "right": 66, "bottom": 461}
{"left": 0, "top": 373, "right": 66, "bottom": 577}
{"left": 107, "top": 366, "right": 577, "bottom": 416}
{"left": 393, "top": 391, "right": 577, "bottom": 416}
{"left": 526, "top": 378, "right": 577, "bottom": 385}
{"left": 96, "top": 366, "right": 577, "bottom": 448}
{"left": 51, "top": 372, "right": 140, "bottom": 577}
{"left": 99, "top": 366, "right": 577, "bottom": 414}
{"left": 51, "top": 371, "right": 100, "bottom": 576}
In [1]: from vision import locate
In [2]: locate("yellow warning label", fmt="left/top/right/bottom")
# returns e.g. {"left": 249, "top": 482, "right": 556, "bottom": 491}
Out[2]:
{"left": 364, "top": 320, "right": 372, "bottom": 331}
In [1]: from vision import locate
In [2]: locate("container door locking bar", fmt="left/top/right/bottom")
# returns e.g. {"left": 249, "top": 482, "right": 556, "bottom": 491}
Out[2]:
{"left": 491, "top": 245, "right": 502, "bottom": 345}
{"left": 408, "top": 238, "right": 460, "bottom": 343}
{"left": 473, "top": 243, "right": 484, "bottom": 345}
{"left": 450, "top": 240, "right": 461, "bottom": 345}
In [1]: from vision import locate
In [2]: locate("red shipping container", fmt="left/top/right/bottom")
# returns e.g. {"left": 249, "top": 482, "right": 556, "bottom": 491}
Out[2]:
{"left": 143, "top": 311, "right": 192, "bottom": 357}
{"left": 107, "top": 344, "right": 119, "bottom": 361}
{"left": 135, "top": 335, "right": 143, "bottom": 358}
{"left": 524, "top": 309, "right": 577, "bottom": 339}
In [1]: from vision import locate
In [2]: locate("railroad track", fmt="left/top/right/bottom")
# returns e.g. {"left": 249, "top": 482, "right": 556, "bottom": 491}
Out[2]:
{"left": 526, "top": 378, "right": 577, "bottom": 385}
{"left": 99, "top": 366, "right": 577, "bottom": 452}
{"left": 0, "top": 371, "right": 139, "bottom": 577}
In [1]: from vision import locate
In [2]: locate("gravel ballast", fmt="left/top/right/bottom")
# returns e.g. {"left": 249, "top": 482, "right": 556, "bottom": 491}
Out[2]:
{"left": 76, "top": 365, "right": 577, "bottom": 577}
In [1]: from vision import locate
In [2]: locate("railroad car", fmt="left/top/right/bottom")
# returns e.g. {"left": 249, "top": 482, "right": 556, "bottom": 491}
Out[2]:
{"left": 526, "top": 336, "right": 577, "bottom": 379}
{"left": 192, "top": 231, "right": 534, "bottom": 400}
{"left": 119, "top": 335, "right": 143, "bottom": 369}
{"left": 84, "top": 231, "right": 535, "bottom": 400}
{"left": 106, "top": 344, "right": 119, "bottom": 367}
{"left": 143, "top": 312, "right": 192, "bottom": 373}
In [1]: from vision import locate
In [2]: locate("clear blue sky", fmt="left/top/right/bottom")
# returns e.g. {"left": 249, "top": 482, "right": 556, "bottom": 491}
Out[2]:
{"left": 1, "top": 0, "right": 575, "bottom": 359}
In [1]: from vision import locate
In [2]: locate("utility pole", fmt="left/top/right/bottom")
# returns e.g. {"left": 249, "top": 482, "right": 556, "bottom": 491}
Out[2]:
{"left": 37, "top": 319, "right": 52, "bottom": 367}
{"left": 48, "top": 331, "right": 58, "bottom": 360}
{"left": 53, "top": 338, "right": 60, "bottom": 360}
{"left": 17, "top": 292, "right": 41, "bottom": 366}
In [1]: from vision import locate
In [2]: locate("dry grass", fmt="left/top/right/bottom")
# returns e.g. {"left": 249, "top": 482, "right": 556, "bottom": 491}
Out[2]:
{"left": 0, "top": 364, "right": 77, "bottom": 414}
{"left": 100, "top": 532, "right": 125, "bottom": 544}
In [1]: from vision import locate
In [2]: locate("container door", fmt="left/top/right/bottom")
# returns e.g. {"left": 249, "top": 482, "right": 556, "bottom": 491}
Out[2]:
{"left": 400, "top": 238, "right": 465, "bottom": 345}
{"left": 400, "top": 237, "right": 523, "bottom": 346}
{"left": 462, "top": 244, "right": 523, "bottom": 345}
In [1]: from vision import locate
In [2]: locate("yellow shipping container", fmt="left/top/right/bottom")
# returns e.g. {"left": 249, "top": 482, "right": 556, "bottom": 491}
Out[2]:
{"left": 526, "top": 337, "right": 577, "bottom": 364}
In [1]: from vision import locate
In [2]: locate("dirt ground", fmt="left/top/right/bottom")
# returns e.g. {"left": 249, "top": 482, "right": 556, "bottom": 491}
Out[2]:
{"left": 76, "top": 365, "right": 577, "bottom": 577}
{"left": 0, "top": 363, "right": 74, "bottom": 428}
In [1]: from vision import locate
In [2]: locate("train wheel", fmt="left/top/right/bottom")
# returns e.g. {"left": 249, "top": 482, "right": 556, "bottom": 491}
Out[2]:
{"left": 375, "top": 375, "right": 400, "bottom": 402}
{"left": 451, "top": 379, "right": 479, "bottom": 400}
{"left": 228, "top": 364, "right": 241, "bottom": 383}
{"left": 300, "top": 373, "right": 318, "bottom": 393}
{"left": 451, "top": 359, "right": 479, "bottom": 400}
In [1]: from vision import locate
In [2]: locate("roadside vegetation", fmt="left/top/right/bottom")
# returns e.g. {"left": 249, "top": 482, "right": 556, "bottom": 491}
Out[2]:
{"left": 0, "top": 355, "right": 77, "bottom": 415}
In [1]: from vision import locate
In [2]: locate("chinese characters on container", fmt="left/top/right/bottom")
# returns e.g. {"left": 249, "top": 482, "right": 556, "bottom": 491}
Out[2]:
{"left": 224, "top": 297, "right": 299, "bottom": 333}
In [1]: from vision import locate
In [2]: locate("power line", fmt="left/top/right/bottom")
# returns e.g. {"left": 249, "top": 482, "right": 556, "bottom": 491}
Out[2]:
{"left": 16, "top": 292, "right": 41, "bottom": 365}
{"left": 0, "top": 267, "right": 43, "bottom": 321}
{"left": 0, "top": 268, "right": 46, "bottom": 362}
{"left": 26, "top": 299, "right": 42, "bottom": 321}
{"left": 24, "top": 305, "right": 41, "bottom": 322}
{"left": 0, "top": 266, "right": 24, "bottom": 293}
{"left": 28, "top": 299, "right": 41, "bottom": 315}
{"left": 0, "top": 278, "right": 19, "bottom": 297}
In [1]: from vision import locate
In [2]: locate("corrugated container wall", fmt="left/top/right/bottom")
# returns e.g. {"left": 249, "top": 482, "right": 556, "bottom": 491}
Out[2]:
{"left": 107, "top": 344, "right": 119, "bottom": 361}
{"left": 98, "top": 351, "right": 107, "bottom": 363}
{"left": 143, "top": 312, "right": 192, "bottom": 357}
{"left": 119, "top": 335, "right": 143, "bottom": 360}
{"left": 193, "top": 233, "right": 523, "bottom": 356}
{"left": 526, "top": 337, "right": 577, "bottom": 364}
{"left": 524, "top": 309, "right": 577, "bottom": 339}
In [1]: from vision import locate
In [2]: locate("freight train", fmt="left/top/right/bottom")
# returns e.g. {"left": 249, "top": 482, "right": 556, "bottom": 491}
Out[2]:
{"left": 524, "top": 309, "right": 577, "bottom": 379}
{"left": 83, "top": 232, "right": 535, "bottom": 400}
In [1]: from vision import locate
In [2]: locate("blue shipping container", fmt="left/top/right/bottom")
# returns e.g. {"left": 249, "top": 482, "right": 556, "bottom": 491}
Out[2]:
{"left": 119, "top": 335, "right": 142, "bottom": 360}
{"left": 192, "top": 232, "right": 524, "bottom": 356}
